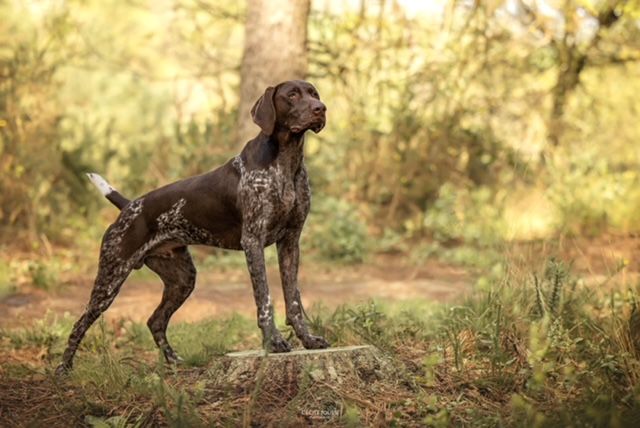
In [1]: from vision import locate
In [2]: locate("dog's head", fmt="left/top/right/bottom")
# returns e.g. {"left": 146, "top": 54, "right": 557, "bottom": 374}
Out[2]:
{"left": 251, "top": 80, "right": 326, "bottom": 137}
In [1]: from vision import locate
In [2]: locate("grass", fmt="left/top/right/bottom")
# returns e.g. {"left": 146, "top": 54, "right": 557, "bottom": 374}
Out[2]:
{"left": 1, "top": 258, "right": 640, "bottom": 426}
{"left": 0, "top": 259, "right": 15, "bottom": 298}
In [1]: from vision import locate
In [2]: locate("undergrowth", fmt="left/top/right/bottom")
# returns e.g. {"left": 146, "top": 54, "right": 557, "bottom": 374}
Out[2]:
{"left": 1, "top": 258, "right": 639, "bottom": 426}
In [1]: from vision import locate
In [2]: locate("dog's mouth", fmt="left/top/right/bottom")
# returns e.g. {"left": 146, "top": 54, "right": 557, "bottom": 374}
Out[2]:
{"left": 290, "top": 118, "right": 326, "bottom": 134}
{"left": 310, "top": 120, "right": 325, "bottom": 133}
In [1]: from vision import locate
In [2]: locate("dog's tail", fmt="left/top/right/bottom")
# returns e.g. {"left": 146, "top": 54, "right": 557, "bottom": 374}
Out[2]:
{"left": 86, "top": 173, "right": 131, "bottom": 210}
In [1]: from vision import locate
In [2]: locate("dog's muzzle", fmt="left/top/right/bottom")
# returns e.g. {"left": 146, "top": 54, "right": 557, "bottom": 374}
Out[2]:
{"left": 310, "top": 120, "right": 325, "bottom": 133}
{"left": 290, "top": 115, "right": 325, "bottom": 134}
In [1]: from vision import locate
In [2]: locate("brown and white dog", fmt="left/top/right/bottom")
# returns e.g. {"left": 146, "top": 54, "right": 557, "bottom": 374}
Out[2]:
{"left": 56, "top": 80, "right": 329, "bottom": 374}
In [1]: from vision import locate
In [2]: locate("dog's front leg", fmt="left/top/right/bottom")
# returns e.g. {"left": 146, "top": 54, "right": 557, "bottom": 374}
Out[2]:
{"left": 241, "top": 233, "right": 291, "bottom": 353}
{"left": 277, "top": 231, "right": 329, "bottom": 349}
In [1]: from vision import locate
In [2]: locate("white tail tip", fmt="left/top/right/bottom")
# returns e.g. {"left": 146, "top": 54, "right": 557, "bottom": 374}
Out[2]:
{"left": 86, "top": 172, "right": 114, "bottom": 196}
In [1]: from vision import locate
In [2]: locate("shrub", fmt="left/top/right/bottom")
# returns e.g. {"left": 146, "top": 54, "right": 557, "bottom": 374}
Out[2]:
{"left": 547, "top": 151, "right": 640, "bottom": 236}
{"left": 304, "top": 195, "right": 369, "bottom": 264}
{"left": 423, "top": 183, "right": 507, "bottom": 246}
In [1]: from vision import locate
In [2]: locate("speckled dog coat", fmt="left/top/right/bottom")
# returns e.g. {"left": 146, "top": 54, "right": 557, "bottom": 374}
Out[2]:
{"left": 56, "top": 80, "right": 329, "bottom": 374}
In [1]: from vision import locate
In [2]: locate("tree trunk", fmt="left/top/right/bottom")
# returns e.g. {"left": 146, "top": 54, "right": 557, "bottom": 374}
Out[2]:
{"left": 546, "top": 1, "right": 624, "bottom": 148}
{"left": 236, "top": 0, "right": 311, "bottom": 148}
{"left": 547, "top": 42, "right": 586, "bottom": 147}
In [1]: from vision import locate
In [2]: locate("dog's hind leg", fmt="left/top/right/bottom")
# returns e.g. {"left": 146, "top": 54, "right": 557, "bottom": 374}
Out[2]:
{"left": 144, "top": 246, "right": 196, "bottom": 364}
{"left": 56, "top": 250, "right": 135, "bottom": 374}
{"left": 56, "top": 199, "right": 147, "bottom": 375}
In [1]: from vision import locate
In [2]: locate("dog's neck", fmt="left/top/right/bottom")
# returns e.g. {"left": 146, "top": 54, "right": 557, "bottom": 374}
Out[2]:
{"left": 273, "top": 128, "right": 305, "bottom": 172}
{"left": 246, "top": 129, "right": 305, "bottom": 176}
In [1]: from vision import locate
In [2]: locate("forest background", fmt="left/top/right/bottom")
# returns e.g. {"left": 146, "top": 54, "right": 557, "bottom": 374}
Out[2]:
{"left": 1, "top": 0, "right": 640, "bottom": 276}
{"left": 3, "top": 1, "right": 640, "bottom": 425}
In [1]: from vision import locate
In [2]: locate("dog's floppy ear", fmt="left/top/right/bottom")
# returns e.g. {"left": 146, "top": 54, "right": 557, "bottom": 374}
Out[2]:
{"left": 251, "top": 86, "right": 277, "bottom": 136}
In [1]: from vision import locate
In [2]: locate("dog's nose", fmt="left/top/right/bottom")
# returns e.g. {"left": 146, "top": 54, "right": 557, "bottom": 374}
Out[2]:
{"left": 313, "top": 103, "right": 327, "bottom": 115}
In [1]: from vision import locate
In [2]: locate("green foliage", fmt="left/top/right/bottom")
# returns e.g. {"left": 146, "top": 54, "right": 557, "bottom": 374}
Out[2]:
{"left": 423, "top": 183, "right": 507, "bottom": 246}
{"left": 116, "top": 314, "right": 257, "bottom": 367}
{"left": 304, "top": 195, "right": 370, "bottom": 264}
{"left": 165, "top": 314, "right": 255, "bottom": 366}
{"left": 149, "top": 365, "right": 204, "bottom": 428}
{"left": 404, "top": 183, "right": 508, "bottom": 270}
{"left": 2, "top": 0, "right": 640, "bottom": 259}
{"left": 2, "top": 311, "right": 74, "bottom": 350}
{"left": 547, "top": 150, "right": 640, "bottom": 235}
{"left": 0, "top": 1, "right": 81, "bottom": 240}
{"left": 308, "top": 6, "right": 521, "bottom": 230}
{"left": 0, "top": 251, "right": 84, "bottom": 294}
{"left": 0, "top": 0, "right": 241, "bottom": 246}
{"left": 26, "top": 260, "right": 59, "bottom": 290}
{"left": 343, "top": 300, "right": 387, "bottom": 346}
{"left": 342, "top": 405, "right": 361, "bottom": 427}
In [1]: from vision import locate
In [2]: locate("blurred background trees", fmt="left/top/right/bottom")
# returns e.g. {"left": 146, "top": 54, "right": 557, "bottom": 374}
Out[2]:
{"left": 237, "top": 0, "right": 310, "bottom": 146}
{"left": 1, "top": 0, "right": 640, "bottom": 261}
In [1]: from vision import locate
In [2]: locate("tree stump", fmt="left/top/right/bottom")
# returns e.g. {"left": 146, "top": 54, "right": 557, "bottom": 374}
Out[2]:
{"left": 207, "top": 345, "right": 415, "bottom": 425}
{"left": 222, "top": 345, "right": 398, "bottom": 385}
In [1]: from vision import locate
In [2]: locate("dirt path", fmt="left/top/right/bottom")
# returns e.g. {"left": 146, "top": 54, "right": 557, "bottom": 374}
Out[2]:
{"left": 4, "top": 234, "right": 640, "bottom": 330}
{"left": 0, "top": 257, "right": 471, "bottom": 329}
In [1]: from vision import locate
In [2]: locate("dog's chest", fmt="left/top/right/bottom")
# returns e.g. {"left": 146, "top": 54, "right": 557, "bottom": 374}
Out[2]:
{"left": 237, "top": 163, "right": 299, "bottom": 225}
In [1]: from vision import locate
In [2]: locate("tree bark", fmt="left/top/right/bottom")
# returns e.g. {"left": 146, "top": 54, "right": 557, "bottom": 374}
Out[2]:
{"left": 546, "top": 1, "right": 624, "bottom": 148}
{"left": 547, "top": 41, "right": 587, "bottom": 147}
{"left": 236, "top": 0, "right": 311, "bottom": 148}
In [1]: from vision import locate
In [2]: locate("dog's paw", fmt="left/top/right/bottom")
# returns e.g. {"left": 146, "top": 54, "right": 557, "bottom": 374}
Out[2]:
{"left": 54, "top": 363, "right": 71, "bottom": 377}
{"left": 267, "top": 336, "right": 292, "bottom": 353}
{"left": 301, "top": 335, "right": 330, "bottom": 350}
{"left": 164, "top": 349, "right": 185, "bottom": 365}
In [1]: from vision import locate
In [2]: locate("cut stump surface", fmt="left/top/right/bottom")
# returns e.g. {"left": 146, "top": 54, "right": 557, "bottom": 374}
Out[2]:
{"left": 208, "top": 344, "right": 415, "bottom": 425}
{"left": 221, "top": 345, "right": 398, "bottom": 385}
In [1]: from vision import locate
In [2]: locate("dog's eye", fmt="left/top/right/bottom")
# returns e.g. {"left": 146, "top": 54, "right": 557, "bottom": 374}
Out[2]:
{"left": 288, "top": 92, "right": 298, "bottom": 100}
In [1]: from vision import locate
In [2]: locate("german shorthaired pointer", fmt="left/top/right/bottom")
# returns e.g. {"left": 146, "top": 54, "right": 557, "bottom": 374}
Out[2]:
{"left": 56, "top": 80, "right": 329, "bottom": 374}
